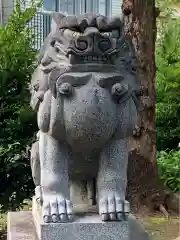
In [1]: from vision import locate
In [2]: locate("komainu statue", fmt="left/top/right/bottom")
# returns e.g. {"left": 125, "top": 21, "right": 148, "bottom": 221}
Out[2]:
{"left": 30, "top": 12, "right": 140, "bottom": 223}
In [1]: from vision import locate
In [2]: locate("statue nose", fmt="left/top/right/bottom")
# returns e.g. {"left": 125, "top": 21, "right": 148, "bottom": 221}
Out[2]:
{"left": 41, "top": 55, "right": 52, "bottom": 66}
{"left": 84, "top": 27, "right": 100, "bottom": 37}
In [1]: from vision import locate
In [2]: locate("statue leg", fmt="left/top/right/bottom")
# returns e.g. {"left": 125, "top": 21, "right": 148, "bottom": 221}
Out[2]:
{"left": 39, "top": 131, "right": 73, "bottom": 223}
{"left": 30, "top": 140, "right": 41, "bottom": 203}
{"left": 97, "top": 138, "right": 130, "bottom": 221}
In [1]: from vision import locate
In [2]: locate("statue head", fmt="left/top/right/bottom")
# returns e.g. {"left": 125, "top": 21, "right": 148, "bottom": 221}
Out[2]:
{"left": 30, "top": 12, "right": 140, "bottom": 110}
{"left": 48, "top": 13, "right": 123, "bottom": 65}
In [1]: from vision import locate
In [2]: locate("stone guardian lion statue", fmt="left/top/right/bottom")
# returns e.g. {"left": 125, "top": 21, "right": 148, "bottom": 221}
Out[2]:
{"left": 30, "top": 12, "right": 140, "bottom": 223}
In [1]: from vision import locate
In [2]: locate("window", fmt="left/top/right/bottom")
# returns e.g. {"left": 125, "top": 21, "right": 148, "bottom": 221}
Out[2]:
{"left": 43, "top": 0, "right": 58, "bottom": 12}
{"left": 111, "top": 0, "right": 123, "bottom": 17}
{"left": 99, "top": 0, "right": 111, "bottom": 17}
{"left": 74, "top": 0, "right": 81, "bottom": 15}
{"left": 99, "top": 0, "right": 106, "bottom": 15}
{"left": 65, "top": 0, "right": 75, "bottom": 14}
{"left": 42, "top": 0, "right": 113, "bottom": 16}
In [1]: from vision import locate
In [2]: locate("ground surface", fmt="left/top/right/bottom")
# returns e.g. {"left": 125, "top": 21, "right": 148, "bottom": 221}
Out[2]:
{"left": 135, "top": 209, "right": 180, "bottom": 240}
{"left": 0, "top": 202, "right": 179, "bottom": 240}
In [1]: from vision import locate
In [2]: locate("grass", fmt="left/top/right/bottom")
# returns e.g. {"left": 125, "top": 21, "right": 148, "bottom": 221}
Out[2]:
{"left": 137, "top": 213, "right": 180, "bottom": 240}
{"left": 0, "top": 214, "right": 6, "bottom": 240}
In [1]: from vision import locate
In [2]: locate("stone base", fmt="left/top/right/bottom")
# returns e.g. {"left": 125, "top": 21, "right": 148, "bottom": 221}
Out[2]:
{"left": 32, "top": 197, "right": 129, "bottom": 240}
{"left": 7, "top": 199, "right": 151, "bottom": 240}
{"left": 7, "top": 211, "right": 151, "bottom": 240}
{"left": 35, "top": 215, "right": 128, "bottom": 240}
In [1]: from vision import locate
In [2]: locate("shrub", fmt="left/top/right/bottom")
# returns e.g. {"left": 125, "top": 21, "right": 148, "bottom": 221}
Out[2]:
{"left": 156, "top": 17, "right": 180, "bottom": 150}
{"left": 0, "top": 0, "right": 41, "bottom": 212}
{"left": 0, "top": 143, "right": 33, "bottom": 211}
{"left": 157, "top": 150, "right": 180, "bottom": 192}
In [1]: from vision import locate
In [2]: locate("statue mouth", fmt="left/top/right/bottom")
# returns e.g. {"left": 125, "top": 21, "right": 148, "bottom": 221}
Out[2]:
{"left": 69, "top": 54, "right": 111, "bottom": 64}
{"left": 80, "top": 55, "right": 109, "bottom": 63}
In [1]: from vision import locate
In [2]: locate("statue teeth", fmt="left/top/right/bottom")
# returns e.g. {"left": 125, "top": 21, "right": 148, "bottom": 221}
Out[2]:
{"left": 80, "top": 55, "right": 109, "bottom": 62}
{"left": 88, "top": 56, "right": 92, "bottom": 61}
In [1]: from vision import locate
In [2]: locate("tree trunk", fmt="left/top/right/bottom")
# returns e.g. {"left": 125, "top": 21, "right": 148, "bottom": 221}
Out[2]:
{"left": 123, "top": 0, "right": 179, "bottom": 214}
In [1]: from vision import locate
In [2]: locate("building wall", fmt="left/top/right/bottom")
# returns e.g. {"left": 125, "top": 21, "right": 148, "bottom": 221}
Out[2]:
{"left": 1, "top": 0, "right": 124, "bottom": 26}
{"left": 0, "top": 0, "right": 124, "bottom": 49}
{"left": 2, "top": 0, "right": 180, "bottom": 27}
{"left": 1, "top": 0, "right": 14, "bottom": 24}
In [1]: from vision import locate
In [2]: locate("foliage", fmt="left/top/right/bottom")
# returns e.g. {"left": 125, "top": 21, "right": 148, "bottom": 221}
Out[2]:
{"left": 0, "top": 0, "right": 42, "bottom": 211}
{"left": 157, "top": 150, "right": 180, "bottom": 192}
{"left": 156, "top": 0, "right": 180, "bottom": 13}
{"left": 156, "top": 16, "right": 180, "bottom": 150}
{"left": 0, "top": 143, "right": 33, "bottom": 212}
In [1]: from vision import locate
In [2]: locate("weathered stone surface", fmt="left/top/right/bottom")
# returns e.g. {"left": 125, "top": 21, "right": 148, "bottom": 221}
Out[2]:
{"left": 34, "top": 209, "right": 129, "bottom": 240}
{"left": 29, "top": 12, "right": 140, "bottom": 223}
{"left": 7, "top": 211, "right": 151, "bottom": 240}
{"left": 37, "top": 217, "right": 129, "bottom": 240}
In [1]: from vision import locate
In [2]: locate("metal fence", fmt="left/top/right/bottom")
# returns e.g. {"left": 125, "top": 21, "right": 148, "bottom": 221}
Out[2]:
{"left": 27, "top": 12, "right": 52, "bottom": 50}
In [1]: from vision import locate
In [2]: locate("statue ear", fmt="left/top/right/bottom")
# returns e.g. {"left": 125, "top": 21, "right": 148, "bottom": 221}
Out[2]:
{"left": 107, "top": 16, "right": 123, "bottom": 31}
{"left": 51, "top": 12, "right": 66, "bottom": 32}
{"left": 52, "top": 12, "right": 66, "bottom": 24}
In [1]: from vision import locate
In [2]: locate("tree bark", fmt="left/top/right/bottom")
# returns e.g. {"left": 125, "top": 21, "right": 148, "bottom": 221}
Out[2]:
{"left": 123, "top": 0, "right": 179, "bottom": 213}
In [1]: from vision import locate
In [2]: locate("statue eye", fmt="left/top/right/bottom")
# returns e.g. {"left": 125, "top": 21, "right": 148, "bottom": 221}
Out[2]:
{"left": 75, "top": 40, "right": 88, "bottom": 51}
{"left": 102, "top": 31, "right": 119, "bottom": 38}
{"left": 112, "top": 30, "right": 119, "bottom": 38}
{"left": 54, "top": 45, "right": 61, "bottom": 53}
{"left": 99, "top": 39, "right": 111, "bottom": 52}
{"left": 102, "top": 32, "right": 112, "bottom": 37}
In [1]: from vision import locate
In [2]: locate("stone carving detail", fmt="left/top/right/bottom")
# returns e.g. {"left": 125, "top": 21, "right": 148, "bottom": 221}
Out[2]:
{"left": 30, "top": 12, "right": 140, "bottom": 223}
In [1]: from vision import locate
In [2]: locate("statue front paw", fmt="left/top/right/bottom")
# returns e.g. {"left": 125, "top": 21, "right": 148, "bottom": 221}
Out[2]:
{"left": 99, "top": 195, "right": 130, "bottom": 221}
{"left": 42, "top": 194, "right": 73, "bottom": 223}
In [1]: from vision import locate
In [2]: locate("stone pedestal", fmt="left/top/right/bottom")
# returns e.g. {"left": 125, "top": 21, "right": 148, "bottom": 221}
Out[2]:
{"left": 34, "top": 215, "right": 129, "bottom": 240}
{"left": 7, "top": 212, "right": 151, "bottom": 240}
{"left": 32, "top": 197, "right": 129, "bottom": 240}
{"left": 7, "top": 198, "right": 151, "bottom": 240}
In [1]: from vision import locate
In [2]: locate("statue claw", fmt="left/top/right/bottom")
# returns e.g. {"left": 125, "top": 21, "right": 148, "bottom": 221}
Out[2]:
{"left": 99, "top": 195, "right": 130, "bottom": 221}
{"left": 42, "top": 195, "right": 74, "bottom": 223}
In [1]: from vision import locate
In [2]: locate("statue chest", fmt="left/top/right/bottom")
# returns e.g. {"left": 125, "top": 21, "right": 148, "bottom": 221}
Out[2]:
{"left": 62, "top": 84, "right": 118, "bottom": 149}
